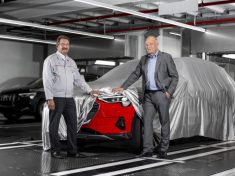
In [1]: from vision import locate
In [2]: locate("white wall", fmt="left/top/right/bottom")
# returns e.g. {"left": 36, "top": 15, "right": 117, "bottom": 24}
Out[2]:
{"left": 159, "top": 30, "right": 182, "bottom": 58}
{"left": 191, "top": 26, "right": 235, "bottom": 53}
{"left": 48, "top": 36, "right": 125, "bottom": 59}
{"left": 124, "top": 30, "right": 182, "bottom": 59}
{"left": 0, "top": 40, "right": 40, "bottom": 84}
{"left": 124, "top": 31, "right": 146, "bottom": 59}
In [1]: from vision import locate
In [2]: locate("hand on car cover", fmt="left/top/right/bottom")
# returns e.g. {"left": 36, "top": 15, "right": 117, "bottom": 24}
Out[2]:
{"left": 90, "top": 90, "right": 100, "bottom": 97}
{"left": 112, "top": 87, "right": 124, "bottom": 94}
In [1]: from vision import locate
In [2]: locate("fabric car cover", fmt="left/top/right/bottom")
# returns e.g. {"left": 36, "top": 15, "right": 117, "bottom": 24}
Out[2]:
{"left": 42, "top": 87, "right": 142, "bottom": 151}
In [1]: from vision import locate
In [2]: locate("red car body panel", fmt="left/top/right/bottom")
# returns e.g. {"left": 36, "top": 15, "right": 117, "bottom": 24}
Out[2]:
{"left": 81, "top": 99, "right": 136, "bottom": 134}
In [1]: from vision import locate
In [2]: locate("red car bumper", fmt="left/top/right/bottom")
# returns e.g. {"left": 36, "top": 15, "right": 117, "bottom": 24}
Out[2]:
{"left": 81, "top": 99, "right": 136, "bottom": 135}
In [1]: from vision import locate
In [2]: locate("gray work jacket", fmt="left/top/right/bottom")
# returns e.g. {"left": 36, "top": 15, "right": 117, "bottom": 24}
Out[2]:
{"left": 42, "top": 52, "right": 92, "bottom": 100}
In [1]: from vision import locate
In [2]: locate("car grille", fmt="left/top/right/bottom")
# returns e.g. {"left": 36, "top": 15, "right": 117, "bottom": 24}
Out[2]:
{"left": 84, "top": 102, "right": 99, "bottom": 124}
{"left": 0, "top": 94, "right": 16, "bottom": 106}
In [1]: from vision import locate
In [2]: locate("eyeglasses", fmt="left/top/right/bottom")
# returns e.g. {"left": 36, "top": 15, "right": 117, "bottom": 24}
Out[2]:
{"left": 58, "top": 43, "right": 69, "bottom": 46}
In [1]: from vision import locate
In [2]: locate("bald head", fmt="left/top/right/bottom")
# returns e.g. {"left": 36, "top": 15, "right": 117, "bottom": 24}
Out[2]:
{"left": 145, "top": 36, "right": 158, "bottom": 55}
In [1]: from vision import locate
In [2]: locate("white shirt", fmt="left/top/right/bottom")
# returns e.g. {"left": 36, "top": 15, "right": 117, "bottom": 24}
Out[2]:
{"left": 56, "top": 51, "right": 67, "bottom": 60}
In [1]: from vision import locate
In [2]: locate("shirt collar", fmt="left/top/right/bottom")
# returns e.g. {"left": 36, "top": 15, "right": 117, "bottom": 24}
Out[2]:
{"left": 56, "top": 51, "right": 68, "bottom": 60}
{"left": 148, "top": 50, "right": 159, "bottom": 59}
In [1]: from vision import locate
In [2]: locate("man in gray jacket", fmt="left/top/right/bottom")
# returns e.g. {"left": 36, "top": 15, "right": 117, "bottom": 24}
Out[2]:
{"left": 112, "top": 35, "right": 178, "bottom": 158}
{"left": 43, "top": 35, "right": 99, "bottom": 159}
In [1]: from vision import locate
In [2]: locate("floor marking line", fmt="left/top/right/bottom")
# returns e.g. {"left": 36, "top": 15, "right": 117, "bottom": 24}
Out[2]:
{"left": 0, "top": 140, "right": 42, "bottom": 146}
{"left": 0, "top": 144, "right": 35, "bottom": 150}
{"left": 210, "top": 168, "right": 235, "bottom": 176}
{"left": 177, "top": 146, "right": 235, "bottom": 161}
{"left": 50, "top": 158, "right": 146, "bottom": 176}
{"left": 0, "top": 142, "right": 20, "bottom": 146}
{"left": 209, "top": 146, "right": 229, "bottom": 149}
{"left": 20, "top": 140, "right": 42, "bottom": 143}
{"left": 143, "top": 156, "right": 185, "bottom": 163}
{"left": 168, "top": 146, "right": 217, "bottom": 155}
{"left": 93, "top": 161, "right": 172, "bottom": 176}
{"left": 209, "top": 141, "right": 235, "bottom": 147}
{"left": 168, "top": 140, "right": 235, "bottom": 155}
{"left": 51, "top": 140, "right": 235, "bottom": 176}
{"left": 92, "top": 147, "right": 235, "bottom": 176}
{"left": 20, "top": 142, "right": 42, "bottom": 147}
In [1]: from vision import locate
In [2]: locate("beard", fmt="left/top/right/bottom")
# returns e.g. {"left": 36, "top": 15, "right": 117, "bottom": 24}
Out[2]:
{"left": 61, "top": 48, "right": 69, "bottom": 55}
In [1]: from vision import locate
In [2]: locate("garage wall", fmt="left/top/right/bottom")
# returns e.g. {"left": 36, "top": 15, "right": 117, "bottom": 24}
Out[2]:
{"left": 47, "top": 36, "right": 125, "bottom": 59}
{"left": 224, "top": 63, "right": 235, "bottom": 80}
{"left": 0, "top": 40, "right": 41, "bottom": 84}
{"left": 189, "top": 26, "right": 235, "bottom": 80}
{"left": 159, "top": 30, "right": 182, "bottom": 58}
{"left": 191, "top": 26, "right": 235, "bottom": 53}
{"left": 124, "top": 30, "right": 182, "bottom": 59}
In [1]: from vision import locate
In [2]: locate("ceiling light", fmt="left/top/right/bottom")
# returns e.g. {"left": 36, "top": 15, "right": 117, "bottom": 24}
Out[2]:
{"left": 231, "top": 3, "right": 235, "bottom": 7}
{"left": 222, "top": 54, "right": 235, "bottom": 60}
{"left": 205, "top": 6, "right": 225, "bottom": 13}
{"left": 95, "top": 60, "right": 116, "bottom": 66}
{"left": 0, "top": 18, "right": 114, "bottom": 40}
{"left": 74, "top": 0, "right": 206, "bottom": 33}
{"left": 169, "top": 32, "right": 181, "bottom": 37}
{"left": 0, "top": 34, "right": 56, "bottom": 44}
{"left": 135, "top": 4, "right": 157, "bottom": 10}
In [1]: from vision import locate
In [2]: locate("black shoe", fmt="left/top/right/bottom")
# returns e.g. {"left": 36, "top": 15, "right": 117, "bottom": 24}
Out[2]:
{"left": 157, "top": 151, "right": 167, "bottom": 159}
{"left": 138, "top": 151, "right": 153, "bottom": 157}
{"left": 67, "top": 152, "right": 87, "bottom": 158}
{"left": 153, "top": 146, "right": 160, "bottom": 154}
{"left": 51, "top": 151, "right": 65, "bottom": 159}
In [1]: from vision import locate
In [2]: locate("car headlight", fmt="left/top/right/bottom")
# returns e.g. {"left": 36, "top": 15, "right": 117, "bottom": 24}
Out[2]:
{"left": 98, "top": 95, "right": 131, "bottom": 106}
{"left": 18, "top": 92, "right": 37, "bottom": 99}
{"left": 121, "top": 97, "right": 131, "bottom": 107}
{"left": 98, "top": 95, "right": 123, "bottom": 103}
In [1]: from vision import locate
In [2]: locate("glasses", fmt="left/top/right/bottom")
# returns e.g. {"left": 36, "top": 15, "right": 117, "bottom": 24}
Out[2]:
{"left": 58, "top": 43, "right": 69, "bottom": 46}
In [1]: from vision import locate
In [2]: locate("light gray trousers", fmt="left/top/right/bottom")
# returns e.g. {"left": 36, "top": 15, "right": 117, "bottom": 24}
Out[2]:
{"left": 143, "top": 91, "right": 170, "bottom": 153}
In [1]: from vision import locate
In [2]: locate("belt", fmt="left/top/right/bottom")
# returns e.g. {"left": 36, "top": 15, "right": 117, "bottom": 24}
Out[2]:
{"left": 145, "top": 89, "right": 162, "bottom": 93}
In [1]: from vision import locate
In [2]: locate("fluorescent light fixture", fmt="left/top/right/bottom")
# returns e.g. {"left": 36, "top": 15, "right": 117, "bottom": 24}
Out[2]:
{"left": 95, "top": 60, "right": 115, "bottom": 66}
{"left": 0, "top": 18, "right": 114, "bottom": 40}
{"left": 222, "top": 54, "right": 235, "bottom": 60}
{"left": 0, "top": 34, "right": 56, "bottom": 44}
{"left": 205, "top": 6, "right": 225, "bottom": 13}
{"left": 74, "top": 0, "right": 206, "bottom": 33}
{"left": 169, "top": 32, "right": 181, "bottom": 37}
{"left": 231, "top": 3, "right": 235, "bottom": 7}
{"left": 135, "top": 4, "right": 157, "bottom": 10}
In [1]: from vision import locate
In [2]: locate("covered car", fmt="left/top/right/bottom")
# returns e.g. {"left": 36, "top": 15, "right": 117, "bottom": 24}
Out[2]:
{"left": 42, "top": 57, "right": 235, "bottom": 151}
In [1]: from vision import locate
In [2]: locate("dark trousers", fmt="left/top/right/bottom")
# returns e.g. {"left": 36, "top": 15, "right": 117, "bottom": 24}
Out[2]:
{"left": 49, "top": 97, "right": 77, "bottom": 154}
{"left": 143, "top": 91, "right": 170, "bottom": 153}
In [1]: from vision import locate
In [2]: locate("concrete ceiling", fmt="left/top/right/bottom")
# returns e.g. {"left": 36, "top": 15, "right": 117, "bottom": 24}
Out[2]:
{"left": 1, "top": 0, "right": 235, "bottom": 41}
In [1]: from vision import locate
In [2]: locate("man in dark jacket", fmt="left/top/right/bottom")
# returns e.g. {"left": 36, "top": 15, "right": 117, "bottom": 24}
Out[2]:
{"left": 112, "top": 35, "right": 178, "bottom": 158}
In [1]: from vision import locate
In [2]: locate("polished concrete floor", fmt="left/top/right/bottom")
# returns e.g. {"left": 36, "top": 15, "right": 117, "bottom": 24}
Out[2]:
{"left": 1, "top": 114, "right": 235, "bottom": 176}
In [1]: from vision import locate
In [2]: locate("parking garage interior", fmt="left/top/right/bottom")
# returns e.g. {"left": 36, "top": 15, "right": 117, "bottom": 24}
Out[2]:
{"left": 1, "top": 0, "right": 235, "bottom": 176}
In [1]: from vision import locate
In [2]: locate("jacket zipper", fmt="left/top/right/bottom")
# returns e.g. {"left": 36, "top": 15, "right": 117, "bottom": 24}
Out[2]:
{"left": 64, "top": 61, "right": 67, "bottom": 97}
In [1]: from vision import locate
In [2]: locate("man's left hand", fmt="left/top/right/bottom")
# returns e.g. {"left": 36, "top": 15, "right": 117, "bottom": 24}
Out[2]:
{"left": 165, "top": 91, "right": 171, "bottom": 99}
{"left": 90, "top": 90, "right": 100, "bottom": 97}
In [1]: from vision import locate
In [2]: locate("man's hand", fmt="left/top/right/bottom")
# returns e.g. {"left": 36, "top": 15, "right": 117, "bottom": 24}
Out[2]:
{"left": 90, "top": 90, "right": 100, "bottom": 97}
{"left": 47, "top": 99, "right": 55, "bottom": 110}
{"left": 112, "top": 87, "right": 124, "bottom": 94}
{"left": 165, "top": 91, "right": 171, "bottom": 99}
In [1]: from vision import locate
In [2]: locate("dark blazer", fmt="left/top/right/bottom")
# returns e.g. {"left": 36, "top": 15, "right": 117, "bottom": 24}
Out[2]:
{"left": 122, "top": 51, "right": 179, "bottom": 99}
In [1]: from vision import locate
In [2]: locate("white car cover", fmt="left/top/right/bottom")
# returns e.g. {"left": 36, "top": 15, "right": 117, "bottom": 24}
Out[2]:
{"left": 42, "top": 57, "right": 235, "bottom": 150}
